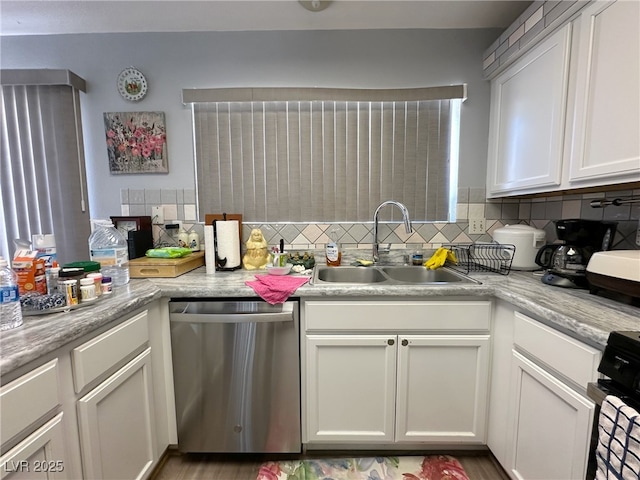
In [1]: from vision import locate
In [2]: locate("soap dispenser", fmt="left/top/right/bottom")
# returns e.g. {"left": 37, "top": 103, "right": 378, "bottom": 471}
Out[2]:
{"left": 178, "top": 228, "right": 189, "bottom": 248}
{"left": 325, "top": 229, "right": 342, "bottom": 266}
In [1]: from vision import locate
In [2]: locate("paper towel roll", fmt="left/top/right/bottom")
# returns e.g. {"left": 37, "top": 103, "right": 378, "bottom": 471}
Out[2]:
{"left": 215, "top": 220, "right": 241, "bottom": 269}
{"left": 204, "top": 225, "right": 216, "bottom": 275}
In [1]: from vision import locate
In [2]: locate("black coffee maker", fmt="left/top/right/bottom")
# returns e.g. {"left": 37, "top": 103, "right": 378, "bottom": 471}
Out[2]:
{"left": 535, "top": 219, "right": 617, "bottom": 288}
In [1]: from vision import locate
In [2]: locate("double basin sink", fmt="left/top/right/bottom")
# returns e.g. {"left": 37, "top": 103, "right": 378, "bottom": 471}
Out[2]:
{"left": 312, "top": 265, "right": 480, "bottom": 285}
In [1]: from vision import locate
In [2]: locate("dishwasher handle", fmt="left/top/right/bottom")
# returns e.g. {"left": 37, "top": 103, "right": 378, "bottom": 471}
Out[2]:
{"left": 170, "top": 311, "right": 294, "bottom": 324}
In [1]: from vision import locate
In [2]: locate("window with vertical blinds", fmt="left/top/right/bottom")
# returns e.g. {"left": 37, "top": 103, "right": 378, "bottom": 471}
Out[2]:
{"left": 1, "top": 70, "right": 91, "bottom": 262}
{"left": 188, "top": 87, "right": 464, "bottom": 223}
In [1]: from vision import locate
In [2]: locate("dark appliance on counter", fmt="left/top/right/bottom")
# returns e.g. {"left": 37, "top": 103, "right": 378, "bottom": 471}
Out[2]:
{"left": 534, "top": 219, "right": 617, "bottom": 288}
{"left": 110, "top": 215, "right": 153, "bottom": 259}
{"left": 586, "top": 250, "right": 640, "bottom": 306}
{"left": 586, "top": 331, "right": 640, "bottom": 479}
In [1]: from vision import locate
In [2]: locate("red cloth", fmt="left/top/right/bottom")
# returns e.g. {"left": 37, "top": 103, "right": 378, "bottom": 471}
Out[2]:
{"left": 245, "top": 274, "right": 309, "bottom": 304}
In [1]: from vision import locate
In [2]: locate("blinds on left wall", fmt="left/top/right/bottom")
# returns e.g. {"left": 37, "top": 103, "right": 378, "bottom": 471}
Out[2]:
{"left": 1, "top": 70, "right": 91, "bottom": 263}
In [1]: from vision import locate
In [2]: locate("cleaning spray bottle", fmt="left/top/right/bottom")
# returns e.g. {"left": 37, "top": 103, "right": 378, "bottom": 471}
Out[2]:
{"left": 325, "top": 229, "right": 342, "bottom": 266}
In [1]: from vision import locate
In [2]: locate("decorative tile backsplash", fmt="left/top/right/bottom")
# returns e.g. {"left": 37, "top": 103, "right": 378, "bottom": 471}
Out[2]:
{"left": 121, "top": 187, "right": 640, "bottom": 253}
{"left": 483, "top": 1, "right": 582, "bottom": 78}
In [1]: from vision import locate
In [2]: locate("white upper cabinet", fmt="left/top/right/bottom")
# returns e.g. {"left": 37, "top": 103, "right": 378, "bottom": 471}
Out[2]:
{"left": 487, "top": 24, "right": 572, "bottom": 196}
{"left": 567, "top": 0, "right": 640, "bottom": 185}
{"left": 487, "top": 0, "right": 640, "bottom": 198}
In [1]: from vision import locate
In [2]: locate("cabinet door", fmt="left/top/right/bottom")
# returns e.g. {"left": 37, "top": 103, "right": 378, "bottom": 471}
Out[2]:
{"left": 487, "top": 24, "right": 572, "bottom": 196}
{"left": 395, "top": 335, "right": 490, "bottom": 444}
{"left": 305, "top": 335, "right": 396, "bottom": 443}
{"left": 77, "top": 348, "right": 157, "bottom": 480}
{"left": 0, "top": 413, "right": 68, "bottom": 480}
{"left": 507, "top": 351, "right": 594, "bottom": 480}
{"left": 568, "top": 0, "right": 640, "bottom": 184}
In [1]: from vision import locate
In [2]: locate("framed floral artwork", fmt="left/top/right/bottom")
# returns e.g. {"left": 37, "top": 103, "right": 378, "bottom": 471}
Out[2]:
{"left": 104, "top": 111, "right": 168, "bottom": 174}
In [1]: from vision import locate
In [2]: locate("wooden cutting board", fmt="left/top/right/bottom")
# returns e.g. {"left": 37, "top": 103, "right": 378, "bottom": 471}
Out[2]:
{"left": 129, "top": 251, "right": 205, "bottom": 278}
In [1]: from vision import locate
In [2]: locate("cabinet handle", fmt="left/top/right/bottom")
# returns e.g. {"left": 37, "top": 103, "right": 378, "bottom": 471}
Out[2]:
{"left": 388, "top": 339, "right": 395, "bottom": 346}
{"left": 402, "top": 339, "right": 408, "bottom": 346}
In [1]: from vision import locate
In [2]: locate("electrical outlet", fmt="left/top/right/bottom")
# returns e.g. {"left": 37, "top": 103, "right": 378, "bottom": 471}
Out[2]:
{"left": 151, "top": 206, "right": 164, "bottom": 224}
{"left": 469, "top": 217, "right": 486, "bottom": 235}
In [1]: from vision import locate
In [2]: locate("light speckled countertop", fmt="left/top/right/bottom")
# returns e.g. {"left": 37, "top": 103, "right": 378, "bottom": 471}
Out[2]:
{"left": 0, "top": 281, "right": 161, "bottom": 377}
{"left": 1, "top": 265, "right": 638, "bottom": 378}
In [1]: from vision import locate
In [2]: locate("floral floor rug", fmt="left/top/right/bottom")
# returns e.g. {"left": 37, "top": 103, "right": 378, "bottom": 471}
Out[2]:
{"left": 257, "top": 455, "right": 470, "bottom": 480}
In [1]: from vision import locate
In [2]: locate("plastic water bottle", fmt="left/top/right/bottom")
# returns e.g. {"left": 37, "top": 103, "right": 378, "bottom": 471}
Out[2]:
{"left": 88, "top": 220, "right": 130, "bottom": 287}
{"left": 0, "top": 256, "right": 23, "bottom": 331}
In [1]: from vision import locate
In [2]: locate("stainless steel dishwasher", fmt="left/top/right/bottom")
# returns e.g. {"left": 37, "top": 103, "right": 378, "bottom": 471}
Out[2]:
{"left": 169, "top": 299, "right": 301, "bottom": 453}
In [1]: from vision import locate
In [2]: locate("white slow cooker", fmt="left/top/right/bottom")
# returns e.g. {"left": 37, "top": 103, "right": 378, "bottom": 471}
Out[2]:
{"left": 493, "top": 224, "right": 546, "bottom": 271}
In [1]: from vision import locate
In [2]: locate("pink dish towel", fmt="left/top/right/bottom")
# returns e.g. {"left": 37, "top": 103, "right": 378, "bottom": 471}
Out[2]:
{"left": 245, "top": 274, "right": 310, "bottom": 304}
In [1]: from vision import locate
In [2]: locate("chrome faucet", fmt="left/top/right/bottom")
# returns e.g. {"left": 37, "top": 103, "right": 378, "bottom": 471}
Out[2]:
{"left": 372, "top": 201, "right": 413, "bottom": 263}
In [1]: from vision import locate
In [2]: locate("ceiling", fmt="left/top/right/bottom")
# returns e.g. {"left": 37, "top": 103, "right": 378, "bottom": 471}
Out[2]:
{"left": 0, "top": 1, "right": 533, "bottom": 36}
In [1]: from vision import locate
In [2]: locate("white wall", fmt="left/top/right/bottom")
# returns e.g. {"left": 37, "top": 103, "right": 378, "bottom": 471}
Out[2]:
{"left": 1, "top": 28, "right": 500, "bottom": 218}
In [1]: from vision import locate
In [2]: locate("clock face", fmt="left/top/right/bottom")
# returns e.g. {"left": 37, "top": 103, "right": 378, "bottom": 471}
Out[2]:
{"left": 117, "top": 67, "right": 148, "bottom": 102}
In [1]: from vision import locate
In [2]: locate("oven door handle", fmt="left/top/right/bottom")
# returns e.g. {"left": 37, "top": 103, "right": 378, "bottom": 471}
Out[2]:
{"left": 170, "top": 311, "right": 294, "bottom": 324}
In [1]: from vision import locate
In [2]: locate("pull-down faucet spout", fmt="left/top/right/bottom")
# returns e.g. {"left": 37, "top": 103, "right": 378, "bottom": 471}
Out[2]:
{"left": 372, "top": 201, "right": 413, "bottom": 263}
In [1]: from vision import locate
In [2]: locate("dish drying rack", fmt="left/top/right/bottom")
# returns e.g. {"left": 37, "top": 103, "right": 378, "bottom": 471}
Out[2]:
{"left": 443, "top": 243, "right": 515, "bottom": 275}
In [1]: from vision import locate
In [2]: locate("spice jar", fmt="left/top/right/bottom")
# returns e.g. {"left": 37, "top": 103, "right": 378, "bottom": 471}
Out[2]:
{"left": 101, "top": 276, "right": 113, "bottom": 295}
{"left": 80, "top": 278, "right": 96, "bottom": 302}
{"left": 59, "top": 279, "right": 78, "bottom": 306}
{"left": 86, "top": 272, "right": 103, "bottom": 297}
{"left": 59, "top": 267, "right": 85, "bottom": 297}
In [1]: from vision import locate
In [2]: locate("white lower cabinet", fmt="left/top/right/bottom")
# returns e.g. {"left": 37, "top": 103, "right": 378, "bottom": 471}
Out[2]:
{"left": 506, "top": 351, "right": 594, "bottom": 480}
{"left": 489, "top": 309, "right": 600, "bottom": 480}
{"left": 77, "top": 348, "right": 157, "bottom": 480}
{"left": 306, "top": 335, "right": 397, "bottom": 443}
{"left": 395, "top": 335, "right": 489, "bottom": 444}
{"left": 72, "top": 318, "right": 157, "bottom": 480}
{"left": 0, "top": 413, "right": 68, "bottom": 480}
{"left": 0, "top": 302, "right": 171, "bottom": 480}
{"left": 303, "top": 300, "right": 491, "bottom": 446}
{"left": 0, "top": 359, "right": 70, "bottom": 480}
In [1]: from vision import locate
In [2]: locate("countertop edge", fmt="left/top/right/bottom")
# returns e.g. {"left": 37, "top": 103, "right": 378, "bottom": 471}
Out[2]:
{"left": 2, "top": 268, "right": 638, "bottom": 378}
{"left": 0, "top": 282, "right": 162, "bottom": 377}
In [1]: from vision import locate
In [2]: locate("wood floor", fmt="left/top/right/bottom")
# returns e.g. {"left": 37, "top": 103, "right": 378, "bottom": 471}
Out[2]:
{"left": 151, "top": 450, "right": 511, "bottom": 480}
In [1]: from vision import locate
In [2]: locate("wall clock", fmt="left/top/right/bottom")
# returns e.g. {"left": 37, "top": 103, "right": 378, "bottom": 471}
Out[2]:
{"left": 117, "top": 67, "right": 148, "bottom": 102}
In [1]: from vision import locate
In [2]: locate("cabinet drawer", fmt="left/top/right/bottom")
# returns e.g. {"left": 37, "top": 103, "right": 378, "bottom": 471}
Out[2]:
{"left": 304, "top": 301, "right": 491, "bottom": 331}
{"left": 513, "top": 312, "right": 600, "bottom": 387}
{"left": 72, "top": 310, "right": 149, "bottom": 393}
{"left": 0, "top": 359, "right": 60, "bottom": 447}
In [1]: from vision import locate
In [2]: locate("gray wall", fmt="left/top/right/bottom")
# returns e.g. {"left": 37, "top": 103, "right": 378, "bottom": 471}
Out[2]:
{"left": 1, "top": 28, "right": 500, "bottom": 218}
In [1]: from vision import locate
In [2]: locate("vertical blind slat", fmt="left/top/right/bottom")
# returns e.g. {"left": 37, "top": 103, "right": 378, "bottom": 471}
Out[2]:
{"left": 193, "top": 98, "right": 455, "bottom": 223}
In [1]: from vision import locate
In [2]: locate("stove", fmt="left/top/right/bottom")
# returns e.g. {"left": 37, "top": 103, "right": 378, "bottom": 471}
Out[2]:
{"left": 586, "top": 331, "right": 640, "bottom": 479}
{"left": 592, "top": 331, "right": 640, "bottom": 409}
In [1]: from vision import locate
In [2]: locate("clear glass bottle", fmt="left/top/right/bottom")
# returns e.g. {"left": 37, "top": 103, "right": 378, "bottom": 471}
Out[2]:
{"left": 325, "top": 229, "right": 342, "bottom": 266}
{"left": 0, "top": 256, "right": 23, "bottom": 331}
{"left": 88, "top": 220, "right": 130, "bottom": 287}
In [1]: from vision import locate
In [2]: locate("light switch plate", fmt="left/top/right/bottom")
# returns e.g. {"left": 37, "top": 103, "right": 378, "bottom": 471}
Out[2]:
{"left": 469, "top": 218, "right": 486, "bottom": 235}
{"left": 151, "top": 206, "right": 164, "bottom": 224}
